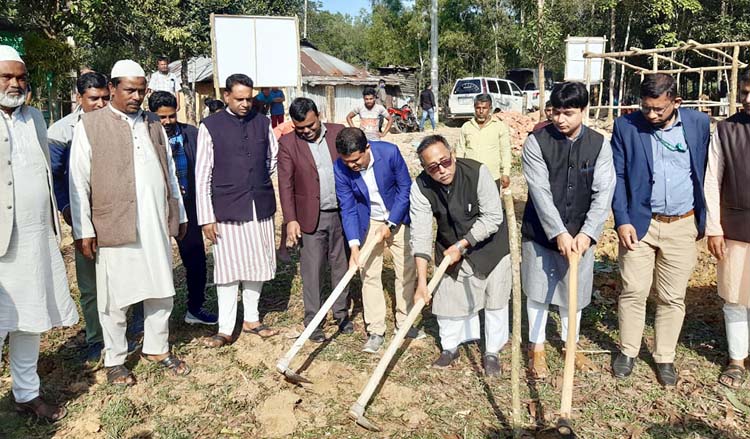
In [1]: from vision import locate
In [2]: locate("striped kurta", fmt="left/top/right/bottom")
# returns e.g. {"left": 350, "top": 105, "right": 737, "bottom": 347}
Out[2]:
{"left": 195, "top": 119, "right": 278, "bottom": 285}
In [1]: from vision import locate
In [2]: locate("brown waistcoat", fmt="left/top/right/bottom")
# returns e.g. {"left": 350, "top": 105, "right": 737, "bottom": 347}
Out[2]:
{"left": 81, "top": 108, "right": 179, "bottom": 247}
{"left": 716, "top": 111, "right": 750, "bottom": 243}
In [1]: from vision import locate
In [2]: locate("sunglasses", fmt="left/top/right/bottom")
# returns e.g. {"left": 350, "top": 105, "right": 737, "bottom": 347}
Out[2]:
{"left": 425, "top": 157, "right": 453, "bottom": 174}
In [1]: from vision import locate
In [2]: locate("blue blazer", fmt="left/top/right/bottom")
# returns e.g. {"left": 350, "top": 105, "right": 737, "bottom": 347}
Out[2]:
{"left": 611, "top": 108, "right": 710, "bottom": 240}
{"left": 334, "top": 141, "right": 412, "bottom": 244}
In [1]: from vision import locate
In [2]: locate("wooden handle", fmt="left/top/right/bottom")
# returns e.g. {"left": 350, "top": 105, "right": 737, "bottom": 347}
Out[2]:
{"left": 277, "top": 237, "right": 379, "bottom": 371}
{"left": 502, "top": 189, "right": 523, "bottom": 431}
{"left": 559, "top": 251, "right": 579, "bottom": 418}
{"left": 353, "top": 256, "right": 452, "bottom": 409}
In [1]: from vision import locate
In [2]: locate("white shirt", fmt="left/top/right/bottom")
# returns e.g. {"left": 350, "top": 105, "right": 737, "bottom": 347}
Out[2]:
{"left": 349, "top": 149, "right": 390, "bottom": 247}
{"left": 148, "top": 71, "right": 182, "bottom": 95}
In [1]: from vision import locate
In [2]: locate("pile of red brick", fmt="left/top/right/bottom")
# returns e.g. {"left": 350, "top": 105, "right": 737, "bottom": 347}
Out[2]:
{"left": 494, "top": 111, "right": 538, "bottom": 152}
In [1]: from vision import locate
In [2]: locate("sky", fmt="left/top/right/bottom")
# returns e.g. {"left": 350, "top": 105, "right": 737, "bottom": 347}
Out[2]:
{"left": 319, "top": 0, "right": 370, "bottom": 17}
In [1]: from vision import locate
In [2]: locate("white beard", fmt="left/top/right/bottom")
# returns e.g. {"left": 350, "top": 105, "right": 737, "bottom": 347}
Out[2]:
{"left": 0, "top": 90, "right": 26, "bottom": 109}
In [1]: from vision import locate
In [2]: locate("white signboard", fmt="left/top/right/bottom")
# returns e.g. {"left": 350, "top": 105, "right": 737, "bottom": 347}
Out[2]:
{"left": 565, "top": 36, "right": 606, "bottom": 84}
{"left": 211, "top": 15, "right": 300, "bottom": 88}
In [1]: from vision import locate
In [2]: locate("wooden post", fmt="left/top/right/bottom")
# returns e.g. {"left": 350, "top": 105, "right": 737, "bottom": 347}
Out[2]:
{"left": 326, "top": 85, "right": 335, "bottom": 123}
{"left": 652, "top": 53, "right": 658, "bottom": 72}
{"left": 730, "top": 45, "right": 740, "bottom": 116}
{"left": 537, "top": 0, "right": 545, "bottom": 119}
{"left": 210, "top": 13, "right": 221, "bottom": 99}
{"left": 584, "top": 56, "right": 591, "bottom": 126}
{"left": 594, "top": 83, "right": 603, "bottom": 123}
{"left": 698, "top": 68, "right": 704, "bottom": 98}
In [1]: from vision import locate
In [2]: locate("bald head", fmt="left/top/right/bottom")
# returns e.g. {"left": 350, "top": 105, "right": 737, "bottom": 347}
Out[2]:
{"left": 0, "top": 60, "right": 27, "bottom": 112}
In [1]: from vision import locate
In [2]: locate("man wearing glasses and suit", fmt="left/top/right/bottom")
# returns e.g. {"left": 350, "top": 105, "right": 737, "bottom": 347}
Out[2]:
{"left": 611, "top": 73, "right": 710, "bottom": 387}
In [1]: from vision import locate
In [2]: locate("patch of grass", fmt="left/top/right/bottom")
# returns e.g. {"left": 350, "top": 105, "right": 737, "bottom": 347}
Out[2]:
{"left": 100, "top": 395, "right": 141, "bottom": 438}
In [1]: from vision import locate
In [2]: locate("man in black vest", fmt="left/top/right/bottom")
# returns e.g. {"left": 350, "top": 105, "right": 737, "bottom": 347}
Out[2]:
{"left": 195, "top": 74, "right": 279, "bottom": 348}
{"left": 706, "top": 68, "right": 750, "bottom": 389}
{"left": 521, "top": 82, "right": 615, "bottom": 380}
{"left": 410, "top": 135, "right": 512, "bottom": 376}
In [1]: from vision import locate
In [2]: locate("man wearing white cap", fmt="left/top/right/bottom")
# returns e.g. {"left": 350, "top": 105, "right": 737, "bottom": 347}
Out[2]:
{"left": 69, "top": 59, "right": 191, "bottom": 385}
{"left": 0, "top": 45, "right": 78, "bottom": 421}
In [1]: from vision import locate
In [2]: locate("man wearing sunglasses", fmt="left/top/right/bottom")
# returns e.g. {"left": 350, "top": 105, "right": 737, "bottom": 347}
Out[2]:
{"left": 611, "top": 73, "right": 710, "bottom": 386}
{"left": 278, "top": 98, "right": 353, "bottom": 343}
{"left": 704, "top": 68, "right": 750, "bottom": 389}
{"left": 334, "top": 127, "right": 421, "bottom": 354}
{"left": 410, "top": 135, "right": 511, "bottom": 375}
{"left": 521, "top": 82, "right": 615, "bottom": 380}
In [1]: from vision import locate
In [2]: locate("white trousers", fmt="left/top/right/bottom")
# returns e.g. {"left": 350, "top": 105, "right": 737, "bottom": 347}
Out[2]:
{"left": 217, "top": 280, "right": 263, "bottom": 336}
{"left": 99, "top": 297, "right": 173, "bottom": 367}
{"left": 724, "top": 302, "right": 750, "bottom": 361}
{"left": 0, "top": 331, "right": 41, "bottom": 403}
{"left": 436, "top": 307, "right": 509, "bottom": 354}
{"left": 527, "top": 299, "right": 581, "bottom": 345}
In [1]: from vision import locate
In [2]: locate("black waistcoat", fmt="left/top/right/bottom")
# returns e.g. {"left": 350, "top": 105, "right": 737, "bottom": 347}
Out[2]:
{"left": 416, "top": 158, "right": 510, "bottom": 278}
{"left": 521, "top": 124, "right": 603, "bottom": 250}
{"left": 202, "top": 110, "right": 276, "bottom": 222}
{"left": 716, "top": 111, "right": 750, "bottom": 243}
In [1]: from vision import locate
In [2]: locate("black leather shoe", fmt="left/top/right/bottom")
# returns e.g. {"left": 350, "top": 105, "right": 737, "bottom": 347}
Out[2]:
{"left": 656, "top": 362, "right": 678, "bottom": 387}
{"left": 337, "top": 318, "right": 354, "bottom": 334}
{"left": 432, "top": 350, "right": 459, "bottom": 368}
{"left": 310, "top": 328, "right": 326, "bottom": 343}
{"left": 612, "top": 352, "right": 635, "bottom": 378}
{"left": 484, "top": 354, "right": 501, "bottom": 377}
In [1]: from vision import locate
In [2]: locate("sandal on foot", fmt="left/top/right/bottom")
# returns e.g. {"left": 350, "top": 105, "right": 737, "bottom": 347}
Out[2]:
{"left": 147, "top": 353, "right": 191, "bottom": 376}
{"left": 242, "top": 323, "right": 278, "bottom": 338}
{"left": 528, "top": 349, "right": 548, "bottom": 380}
{"left": 106, "top": 365, "right": 137, "bottom": 386}
{"left": 719, "top": 364, "right": 746, "bottom": 389}
{"left": 14, "top": 396, "right": 67, "bottom": 423}
{"left": 202, "top": 334, "right": 232, "bottom": 348}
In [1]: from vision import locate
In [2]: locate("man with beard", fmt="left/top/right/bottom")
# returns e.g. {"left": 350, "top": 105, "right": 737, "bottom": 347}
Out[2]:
{"left": 278, "top": 97, "right": 352, "bottom": 342}
{"left": 611, "top": 73, "right": 710, "bottom": 386}
{"left": 456, "top": 94, "right": 512, "bottom": 190}
{"left": 70, "top": 60, "right": 190, "bottom": 385}
{"left": 148, "top": 90, "right": 216, "bottom": 326}
{"left": 410, "top": 135, "right": 512, "bottom": 375}
{"left": 0, "top": 45, "right": 78, "bottom": 421}
{"left": 196, "top": 74, "right": 279, "bottom": 348}
{"left": 347, "top": 88, "right": 393, "bottom": 142}
{"left": 48, "top": 71, "right": 112, "bottom": 363}
{"left": 705, "top": 69, "right": 750, "bottom": 389}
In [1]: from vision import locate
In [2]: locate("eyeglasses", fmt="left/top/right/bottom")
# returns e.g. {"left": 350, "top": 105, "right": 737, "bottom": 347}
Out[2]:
{"left": 425, "top": 157, "right": 453, "bottom": 174}
{"left": 640, "top": 102, "right": 673, "bottom": 115}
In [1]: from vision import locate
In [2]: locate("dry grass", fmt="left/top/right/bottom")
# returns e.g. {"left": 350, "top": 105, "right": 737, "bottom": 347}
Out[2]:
{"left": 1, "top": 127, "right": 749, "bottom": 438}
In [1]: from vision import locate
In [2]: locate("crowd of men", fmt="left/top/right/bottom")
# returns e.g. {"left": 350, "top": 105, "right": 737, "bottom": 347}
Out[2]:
{"left": 3, "top": 41, "right": 750, "bottom": 424}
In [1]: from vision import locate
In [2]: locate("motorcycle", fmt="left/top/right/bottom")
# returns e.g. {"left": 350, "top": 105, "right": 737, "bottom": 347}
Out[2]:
{"left": 388, "top": 103, "right": 419, "bottom": 133}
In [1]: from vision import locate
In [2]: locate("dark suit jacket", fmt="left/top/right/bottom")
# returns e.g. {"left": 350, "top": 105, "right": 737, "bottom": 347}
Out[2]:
{"left": 334, "top": 140, "right": 412, "bottom": 244}
{"left": 611, "top": 108, "right": 710, "bottom": 239}
{"left": 278, "top": 123, "right": 345, "bottom": 234}
{"left": 175, "top": 122, "right": 199, "bottom": 221}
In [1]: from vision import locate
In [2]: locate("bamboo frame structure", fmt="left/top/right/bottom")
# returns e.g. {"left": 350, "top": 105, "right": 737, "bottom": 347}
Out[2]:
{"left": 584, "top": 40, "right": 749, "bottom": 117}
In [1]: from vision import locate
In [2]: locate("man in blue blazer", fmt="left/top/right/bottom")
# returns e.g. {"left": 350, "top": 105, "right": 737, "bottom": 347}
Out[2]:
{"left": 611, "top": 74, "right": 709, "bottom": 386}
{"left": 334, "top": 127, "right": 421, "bottom": 353}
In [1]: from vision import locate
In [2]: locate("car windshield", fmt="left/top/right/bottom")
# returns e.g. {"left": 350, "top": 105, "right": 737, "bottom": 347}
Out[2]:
{"left": 453, "top": 80, "right": 481, "bottom": 94}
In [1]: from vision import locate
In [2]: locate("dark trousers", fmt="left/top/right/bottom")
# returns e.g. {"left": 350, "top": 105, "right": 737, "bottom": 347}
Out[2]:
{"left": 177, "top": 200, "right": 208, "bottom": 313}
{"left": 300, "top": 210, "right": 350, "bottom": 326}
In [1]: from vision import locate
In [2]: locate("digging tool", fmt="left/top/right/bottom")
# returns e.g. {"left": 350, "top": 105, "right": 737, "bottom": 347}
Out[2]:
{"left": 277, "top": 237, "right": 378, "bottom": 384}
{"left": 502, "top": 188, "right": 523, "bottom": 436}
{"left": 349, "top": 256, "right": 453, "bottom": 431}
{"left": 556, "top": 251, "right": 580, "bottom": 437}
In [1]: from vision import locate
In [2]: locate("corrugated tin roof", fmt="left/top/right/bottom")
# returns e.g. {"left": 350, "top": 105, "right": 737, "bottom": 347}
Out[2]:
{"left": 170, "top": 46, "right": 399, "bottom": 86}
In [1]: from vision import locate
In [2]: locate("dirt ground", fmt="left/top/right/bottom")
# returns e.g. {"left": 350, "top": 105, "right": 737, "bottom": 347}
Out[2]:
{"left": 1, "top": 122, "right": 749, "bottom": 439}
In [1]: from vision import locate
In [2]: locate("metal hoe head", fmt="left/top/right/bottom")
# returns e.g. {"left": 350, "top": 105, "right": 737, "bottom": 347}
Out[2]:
{"left": 555, "top": 418, "right": 576, "bottom": 438}
{"left": 348, "top": 403, "right": 381, "bottom": 432}
{"left": 277, "top": 364, "right": 313, "bottom": 385}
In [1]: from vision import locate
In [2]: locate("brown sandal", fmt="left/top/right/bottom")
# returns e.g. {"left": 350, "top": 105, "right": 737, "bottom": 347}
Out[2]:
{"left": 106, "top": 365, "right": 137, "bottom": 387}
{"left": 144, "top": 353, "right": 191, "bottom": 376}
{"left": 15, "top": 396, "right": 67, "bottom": 422}
{"left": 242, "top": 323, "right": 278, "bottom": 338}
{"left": 202, "top": 334, "right": 232, "bottom": 348}
{"left": 528, "top": 349, "right": 549, "bottom": 380}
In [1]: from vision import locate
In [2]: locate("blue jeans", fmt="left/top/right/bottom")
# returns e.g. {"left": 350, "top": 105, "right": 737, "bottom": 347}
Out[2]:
{"left": 420, "top": 108, "right": 435, "bottom": 131}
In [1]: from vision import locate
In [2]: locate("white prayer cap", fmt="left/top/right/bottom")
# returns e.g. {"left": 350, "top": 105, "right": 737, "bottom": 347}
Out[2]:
{"left": 0, "top": 45, "right": 24, "bottom": 64}
{"left": 111, "top": 59, "right": 145, "bottom": 79}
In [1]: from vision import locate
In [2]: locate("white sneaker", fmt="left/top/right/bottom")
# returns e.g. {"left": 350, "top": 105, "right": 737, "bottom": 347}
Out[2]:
{"left": 362, "top": 334, "right": 385, "bottom": 353}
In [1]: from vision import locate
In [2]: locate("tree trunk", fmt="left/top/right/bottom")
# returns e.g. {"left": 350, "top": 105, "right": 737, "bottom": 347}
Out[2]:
{"left": 606, "top": 3, "right": 616, "bottom": 124}
{"left": 180, "top": 49, "right": 196, "bottom": 125}
{"left": 617, "top": 10, "right": 632, "bottom": 118}
{"left": 537, "top": 0, "right": 545, "bottom": 118}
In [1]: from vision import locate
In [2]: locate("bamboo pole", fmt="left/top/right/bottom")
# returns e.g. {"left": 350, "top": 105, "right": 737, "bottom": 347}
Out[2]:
{"left": 585, "top": 40, "right": 750, "bottom": 59}
{"left": 687, "top": 39, "right": 748, "bottom": 66}
{"left": 698, "top": 68, "right": 704, "bottom": 98}
{"left": 730, "top": 45, "right": 740, "bottom": 116}
{"left": 652, "top": 53, "right": 658, "bottom": 71}
{"left": 604, "top": 57, "right": 646, "bottom": 72}
{"left": 210, "top": 13, "right": 221, "bottom": 99}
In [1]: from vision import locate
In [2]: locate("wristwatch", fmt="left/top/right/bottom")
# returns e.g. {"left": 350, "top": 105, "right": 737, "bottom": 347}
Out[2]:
{"left": 455, "top": 241, "right": 468, "bottom": 256}
{"left": 388, "top": 222, "right": 398, "bottom": 233}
